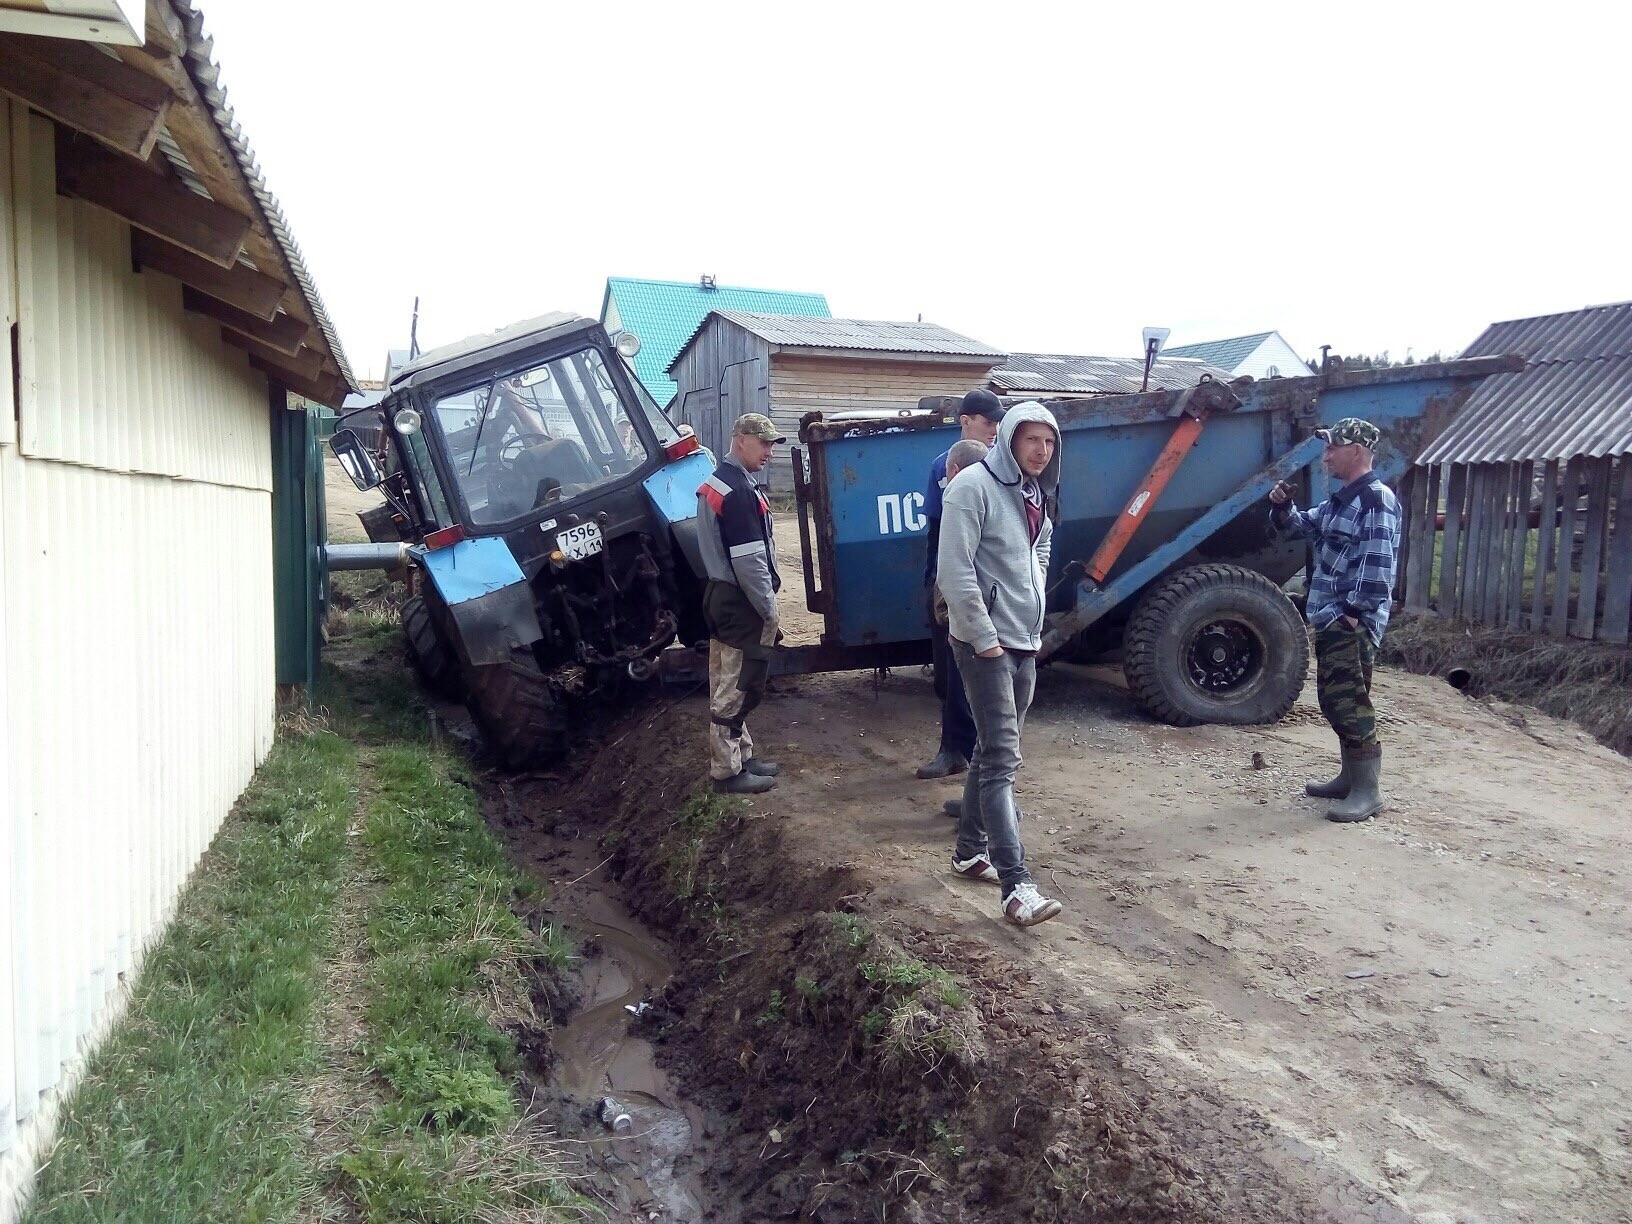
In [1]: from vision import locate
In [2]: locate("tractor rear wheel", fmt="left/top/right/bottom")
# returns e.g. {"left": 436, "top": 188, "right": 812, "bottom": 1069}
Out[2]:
{"left": 401, "top": 595, "right": 463, "bottom": 700}
{"left": 1122, "top": 563, "right": 1307, "bottom": 727}
{"left": 463, "top": 649, "right": 570, "bottom": 769}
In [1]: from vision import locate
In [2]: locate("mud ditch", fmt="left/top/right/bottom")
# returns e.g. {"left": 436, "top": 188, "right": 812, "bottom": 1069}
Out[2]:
{"left": 478, "top": 695, "right": 1355, "bottom": 1224}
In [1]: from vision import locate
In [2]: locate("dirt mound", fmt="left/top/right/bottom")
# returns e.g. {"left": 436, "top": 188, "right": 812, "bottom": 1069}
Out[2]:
{"left": 494, "top": 699, "right": 1327, "bottom": 1222}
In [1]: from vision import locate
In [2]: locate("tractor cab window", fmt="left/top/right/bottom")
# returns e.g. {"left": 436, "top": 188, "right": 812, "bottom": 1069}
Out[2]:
{"left": 437, "top": 346, "right": 649, "bottom": 527}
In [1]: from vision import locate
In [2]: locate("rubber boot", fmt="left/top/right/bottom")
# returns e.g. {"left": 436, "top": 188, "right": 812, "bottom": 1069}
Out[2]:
{"left": 713, "top": 770, "right": 776, "bottom": 795}
{"left": 915, "top": 748, "right": 968, "bottom": 779}
{"left": 743, "top": 757, "right": 781, "bottom": 777}
{"left": 1326, "top": 753, "right": 1383, "bottom": 823}
{"left": 1304, "top": 747, "right": 1351, "bottom": 799}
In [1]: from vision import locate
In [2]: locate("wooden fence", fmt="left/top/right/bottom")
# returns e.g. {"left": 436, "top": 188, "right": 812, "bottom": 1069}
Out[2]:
{"left": 1399, "top": 455, "right": 1632, "bottom": 644}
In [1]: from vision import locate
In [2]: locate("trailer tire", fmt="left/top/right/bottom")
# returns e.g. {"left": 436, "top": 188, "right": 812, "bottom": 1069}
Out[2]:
{"left": 463, "top": 650, "right": 569, "bottom": 769}
{"left": 1123, "top": 563, "right": 1307, "bottom": 727}
{"left": 402, "top": 595, "right": 463, "bottom": 700}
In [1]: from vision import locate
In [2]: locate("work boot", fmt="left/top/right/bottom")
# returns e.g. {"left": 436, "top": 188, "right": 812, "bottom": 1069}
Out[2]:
{"left": 915, "top": 749, "right": 968, "bottom": 780}
{"left": 1305, "top": 747, "right": 1352, "bottom": 799}
{"left": 1327, "top": 753, "right": 1383, "bottom": 823}
{"left": 713, "top": 770, "right": 776, "bottom": 796}
{"left": 743, "top": 757, "right": 781, "bottom": 777}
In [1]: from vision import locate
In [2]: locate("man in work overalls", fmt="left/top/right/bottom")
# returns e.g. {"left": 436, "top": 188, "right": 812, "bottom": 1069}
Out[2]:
{"left": 697, "top": 413, "right": 785, "bottom": 795}
{"left": 1270, "top": 417, "right": 1402, "bottom": 823}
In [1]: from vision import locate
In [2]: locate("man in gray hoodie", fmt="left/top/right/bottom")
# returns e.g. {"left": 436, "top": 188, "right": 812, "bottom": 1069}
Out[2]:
{"left": 936, "top": 402, "right": 1064, "bottom": 927}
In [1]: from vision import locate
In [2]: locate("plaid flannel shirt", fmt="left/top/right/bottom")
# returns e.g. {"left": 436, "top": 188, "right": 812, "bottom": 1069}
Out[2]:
{"left": 1271, "top": 473, "right": 1401, "bottom": 644}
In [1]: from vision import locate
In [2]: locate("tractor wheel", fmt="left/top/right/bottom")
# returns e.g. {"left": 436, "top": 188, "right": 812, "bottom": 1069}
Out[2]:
{"left": 463, "top": 649, "right": 570, "bottom": 769}
{"left": 1122, "top": 563, "right": 1307, "bottom": 727}
{"left": 401, "top": 595, "right": 463, "bottom": 700}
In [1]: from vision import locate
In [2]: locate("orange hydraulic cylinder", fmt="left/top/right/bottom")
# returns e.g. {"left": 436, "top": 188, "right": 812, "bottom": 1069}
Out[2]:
{"left": 1084, "top": 414, "right": 1207, "bottom": 584}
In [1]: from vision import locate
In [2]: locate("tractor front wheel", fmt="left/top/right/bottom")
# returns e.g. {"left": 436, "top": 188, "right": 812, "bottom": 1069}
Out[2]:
{"left": 1122, "top": 563, "right": 1308, "bottom": 727}
{"left": 401, "top": 595, "right": 463, "bottom": 700}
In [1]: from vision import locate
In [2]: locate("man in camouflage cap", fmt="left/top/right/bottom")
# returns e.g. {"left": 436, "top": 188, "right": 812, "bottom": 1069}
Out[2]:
{"left": 1269, "top": 417, "right": 1401, "bottom": 822}
{"left": 696, "top": 413, "right": 787, "bottom": 794}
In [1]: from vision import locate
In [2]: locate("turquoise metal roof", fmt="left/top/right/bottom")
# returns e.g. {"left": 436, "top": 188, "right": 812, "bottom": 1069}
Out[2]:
{"left": 601, "top": 277, "right": 831, "bottom": 406}
{"left": 1165, "top": 332, "right": 1273, "bottom": 371}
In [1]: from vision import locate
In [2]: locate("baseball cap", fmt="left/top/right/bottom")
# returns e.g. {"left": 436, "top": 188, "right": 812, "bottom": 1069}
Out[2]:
{"left": 733, "top": 412, "right": 786, "bottom": 443}
{"left": 1317, "top": 417, "right": 1381, "bottom": 449}
{"left": 958, "top": 389, "right": 1005, "bottom": 422}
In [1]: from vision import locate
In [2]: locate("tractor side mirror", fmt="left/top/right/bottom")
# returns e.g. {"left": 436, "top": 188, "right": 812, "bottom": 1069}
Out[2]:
{"left": 330, "top": 428, "right": 382, "bottom": 491}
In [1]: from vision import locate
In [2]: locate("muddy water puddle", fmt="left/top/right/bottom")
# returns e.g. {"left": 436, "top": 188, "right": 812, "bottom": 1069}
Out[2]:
{"left": 542, "top": 840, "right": 716, "bottom": 1222}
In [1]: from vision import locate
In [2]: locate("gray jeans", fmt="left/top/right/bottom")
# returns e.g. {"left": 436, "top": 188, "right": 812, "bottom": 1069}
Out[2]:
{"left": 951, "top": 638, "right": 1036, "bottom": 895}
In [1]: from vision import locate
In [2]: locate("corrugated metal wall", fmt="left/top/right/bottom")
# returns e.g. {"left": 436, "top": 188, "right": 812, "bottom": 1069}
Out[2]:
{"left": 0, "top": 104, "right": 278, "bottom": 1215}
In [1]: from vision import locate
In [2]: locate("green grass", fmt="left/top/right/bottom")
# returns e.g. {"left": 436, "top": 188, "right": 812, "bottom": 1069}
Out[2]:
{"left": 23, "top": 733, "right": 359, "bottom": 1222}
{"left": 26, "top": 598, "right": 586, "bottom": 1222}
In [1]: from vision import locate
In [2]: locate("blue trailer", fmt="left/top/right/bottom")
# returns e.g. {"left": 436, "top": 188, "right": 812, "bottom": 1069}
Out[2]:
{"left": 665, "top": 355, "right": 1519, "bottom": 726}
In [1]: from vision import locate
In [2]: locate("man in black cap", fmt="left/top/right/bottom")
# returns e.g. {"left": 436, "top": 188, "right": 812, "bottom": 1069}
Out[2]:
{"left": 915, "top": 389, "right": 1006, "bottom": 781}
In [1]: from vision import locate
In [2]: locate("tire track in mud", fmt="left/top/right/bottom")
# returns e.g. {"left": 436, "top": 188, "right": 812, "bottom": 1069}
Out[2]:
{"left": 482, "top": 698, "right": 1372, "bottom": 1223}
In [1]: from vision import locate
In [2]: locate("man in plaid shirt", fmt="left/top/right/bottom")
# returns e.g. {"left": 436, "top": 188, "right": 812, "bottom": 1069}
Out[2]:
{"left": 1270, "top": 418, "right": 1401, "bottom": 823}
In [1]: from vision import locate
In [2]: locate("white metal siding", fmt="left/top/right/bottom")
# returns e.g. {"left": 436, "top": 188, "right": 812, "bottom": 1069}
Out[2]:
{"left": 0, "top": 103, "right": 278, "bottom": 1218}
{"left": 1240, "top": 334, "right": 1310, "bottom": 381}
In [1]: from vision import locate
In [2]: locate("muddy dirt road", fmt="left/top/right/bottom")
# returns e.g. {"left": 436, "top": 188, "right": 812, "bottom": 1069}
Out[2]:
{"left": 749, "top": 520, "right": 1632, "bottom": 1222}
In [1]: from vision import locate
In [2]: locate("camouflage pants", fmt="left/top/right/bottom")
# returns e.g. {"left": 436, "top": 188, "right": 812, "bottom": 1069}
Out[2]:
{"left": 1315, "top": 622, "right": 1381, "bottom": 759}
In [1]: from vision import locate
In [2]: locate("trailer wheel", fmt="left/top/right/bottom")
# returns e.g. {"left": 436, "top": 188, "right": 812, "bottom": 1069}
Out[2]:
{"left": 401, "top": 595, "right": 463, "bottom": 700}
{"left": 1123, "top": 564, "right": 1307, "bottom": 726}
{"left": 463, "top": 650, "right": 569, "bottom": 769}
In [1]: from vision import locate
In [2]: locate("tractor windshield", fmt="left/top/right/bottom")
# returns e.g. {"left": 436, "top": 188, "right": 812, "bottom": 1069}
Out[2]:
{"left": 435, "top": 346, "right": 649, "bottom": 527}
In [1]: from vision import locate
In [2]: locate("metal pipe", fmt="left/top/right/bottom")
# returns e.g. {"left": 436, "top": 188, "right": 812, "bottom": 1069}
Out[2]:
{"left": 325, "top": 542, "right": 411, "bottom": 571}
{"left": 1446, "top": 667, "right": 1473, "bottom": 690}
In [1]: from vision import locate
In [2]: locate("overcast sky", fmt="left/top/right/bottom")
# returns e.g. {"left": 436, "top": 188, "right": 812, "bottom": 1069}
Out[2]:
{"left": 196, "top": 0, "right": 1629, "bottom": 381}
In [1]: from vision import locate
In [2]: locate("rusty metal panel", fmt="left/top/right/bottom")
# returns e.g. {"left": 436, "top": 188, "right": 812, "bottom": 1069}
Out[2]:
{"left": 10, "top": 108, "right": 271, "bottom": 492}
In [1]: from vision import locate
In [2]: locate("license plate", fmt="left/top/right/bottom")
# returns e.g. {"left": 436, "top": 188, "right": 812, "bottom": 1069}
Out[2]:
{"left": 557, "top": 521, "right": 603, "bottom": 561}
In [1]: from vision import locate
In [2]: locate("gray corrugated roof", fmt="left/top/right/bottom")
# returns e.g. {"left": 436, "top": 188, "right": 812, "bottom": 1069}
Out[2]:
{"left": 991, "top": 352, "right": 1233, "bottom": 395}
{"left": 173, "top": 1, "right": 355, "bottom": 391}
{"left": 1418, "top": 304, "right": 1632, "bottom": 464}
{"left": 669, "top": 311, "right": 1003, "bottom": 372}
{"left": 1164, "top": 332, "right": 1273, "bottom": 371}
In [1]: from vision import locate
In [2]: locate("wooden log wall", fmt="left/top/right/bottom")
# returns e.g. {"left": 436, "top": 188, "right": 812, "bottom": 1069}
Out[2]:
{"left": 1402, "top": 455, "right": 1631, "bottom": 645}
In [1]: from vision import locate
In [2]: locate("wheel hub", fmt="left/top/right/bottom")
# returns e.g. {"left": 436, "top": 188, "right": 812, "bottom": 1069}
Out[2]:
{"left": 1184, "top": 619, "right": 1261, "bottom": 693}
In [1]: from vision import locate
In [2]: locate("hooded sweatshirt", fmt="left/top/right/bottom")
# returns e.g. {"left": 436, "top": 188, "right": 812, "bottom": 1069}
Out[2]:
{"left": 936, "top": 402, "right": 1062, "bottom": 654}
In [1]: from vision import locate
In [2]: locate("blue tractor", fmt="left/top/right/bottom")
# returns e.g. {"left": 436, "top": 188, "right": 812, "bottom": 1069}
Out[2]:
{"left": 329, "top": 313, "right": 714, "bottom": 767}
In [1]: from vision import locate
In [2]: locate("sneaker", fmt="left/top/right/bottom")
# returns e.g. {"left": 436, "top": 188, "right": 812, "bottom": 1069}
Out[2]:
{"left": 712, "top": 771, "right": 776, "bottom": 795}
{"left": 1002, "top": 882, "right": 1062, "bottom": 927}
{"left": 915, "top": 749, "right": 968, "bottom": 780}
{"left": 950, "top": 854, "right": 999, "bottom": 883}
{"left": 743, "top": 757, "right": 781, "bottom": 777}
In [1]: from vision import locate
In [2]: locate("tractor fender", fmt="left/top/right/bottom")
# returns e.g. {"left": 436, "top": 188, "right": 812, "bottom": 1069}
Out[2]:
{"left": 641, "top": 449, "right": 714, "bottom": 582}
{"left": 419, "top": 536, "right": 543, "bottom": 667}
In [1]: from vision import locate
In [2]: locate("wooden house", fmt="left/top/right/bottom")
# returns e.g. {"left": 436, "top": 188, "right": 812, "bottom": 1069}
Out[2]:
{"left": 1405, "top": 304, "right": 1632, "bottom": 644}
{"left": 666, "top": 311, "right": 1005, "bottom": 492}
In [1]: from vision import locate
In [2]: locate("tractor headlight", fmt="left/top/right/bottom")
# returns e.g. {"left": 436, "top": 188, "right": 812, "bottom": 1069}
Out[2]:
{"left": 393, "top": 408, "right": 422, "bottom": 436}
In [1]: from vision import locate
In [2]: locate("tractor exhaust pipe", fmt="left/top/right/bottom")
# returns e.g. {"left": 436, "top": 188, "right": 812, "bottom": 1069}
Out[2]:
{"left": 326, "top": 542, "right": 411, "bottom": 572}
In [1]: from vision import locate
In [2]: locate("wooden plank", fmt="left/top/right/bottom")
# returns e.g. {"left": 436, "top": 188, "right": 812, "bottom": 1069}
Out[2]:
{"left": 1504, "top": 461, "right": 1532, "bottom": 630}
{"left": 55, "top": 129, "right": 251, "bottom": 268}
{"left": 248, "top": 356, "right": 345, "bottom": 408}
{"left": 1404, "top": 464, "right": 1437, "bottom": 612}
{"left": 1550, "top": 456, "right": 1582, "bottom": 638}
{"left": 0, "top": 34, "right": 173, "bottom": 161}
{"left": 220, "top": 329, "right": 324, "bottom": 381}
{"left": 1396, "top": 468, "right": 1419, "bottom": 606}
{"left": 131, "top": 229, "right": 286, "bottom": 321}
{"left": 1482, "top": 463, "right": 1511, "bottom": 625}
{"left": 1475, "top": 466, "right": 1494, "bottom": 626}
{"left": 1531, "top": 460, "right": 1558, "bottom": 631}
{"left": 1438, "top": 463, "right": 1469, "bottom": 615}
{"left": 181, "top": 286, "right": 308, "bottom": 356}
{"left": 1459, "top": 465, "right": 1487, "bottom": 622}
{"left": 1600, "top": 457, "right": 1632, "bottom": 646}
{"left": 1574, "top": 456, "right": 1613, "bottom": 640}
